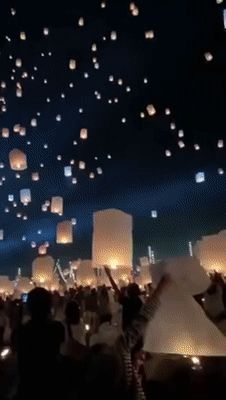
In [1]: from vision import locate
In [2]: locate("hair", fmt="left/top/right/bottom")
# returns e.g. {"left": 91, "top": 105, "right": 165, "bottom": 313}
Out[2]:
{"left": 127, "top": 283, "right": 140, "bottom": 297}
{"left": 65, "top": 301, "right": 80, "bottom": 325}
{"left": 99, "top": 313, "right": 112, "bottom": 325}
{"left": 27, "top": 287, "right": 52, "bottom": 320}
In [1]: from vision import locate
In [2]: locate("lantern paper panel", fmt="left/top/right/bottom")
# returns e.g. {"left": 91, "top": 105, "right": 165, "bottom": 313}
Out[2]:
{"left": 0, "top": 276, "right": 13, "bottom": 295}
{"left": 92, "top": 209, "right": 133, "bottom": 268}
{"left": 76, "top": 260, "right": 96, "bottom": 286}
{"left": 110, "top": 265, "right": 132, "bottom": 287}
{"left": 9, "top": 149, "right": 27, "bottom": 171}
{"left": 20, "top": 189, "right": 31, "bottom": 204}
{"left": 32, "top": 255, "right": 54, "bottom": 286}
{"left": 16, "top": 277, "right": 34, "bottom": 293}
{"left": 51, "top": 196, "right": 63, "bottom": 214}
{"left": 193, "top": 230, "right": 226, "bottom": 273}
{"left": 64, "top": 166, "right": 72, "bottom": 177}
{"left": 56, "top": 220, "right": 73, "bottom": 244}
{"left": 144, "top": 280, "right": 226, "bottom": 356}
{"left": 80, "top": 128, "right": 88, "bottom": 139}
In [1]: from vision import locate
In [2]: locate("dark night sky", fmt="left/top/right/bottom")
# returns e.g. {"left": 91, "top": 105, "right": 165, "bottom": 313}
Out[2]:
{"left": 0, "top": 0, "right": 226, "bottom": 277}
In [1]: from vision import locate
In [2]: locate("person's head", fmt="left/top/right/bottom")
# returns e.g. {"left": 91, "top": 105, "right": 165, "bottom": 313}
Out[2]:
{"left": 65, "top": 301, "right": 80, "bottom": 325}
{"left": 100, "top": 286, "right": 109, "bottom": 299}
{"left": 99, "top": 313, "right": 112, "bottom": 325}
{"left": 27, "top": 287, "right": 52, "bottom": 321}
{"left": 127, "top": 283, "right": 140, "bottom": 298}
{"left": 91, "top": 288, "right": 97, "bottom": 296}
{"left": 207, "top": 283, "right": 217, "bottom": 295}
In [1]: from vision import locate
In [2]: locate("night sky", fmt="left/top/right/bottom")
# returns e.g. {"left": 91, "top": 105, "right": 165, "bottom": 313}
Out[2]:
{"left": 0, "top": 0, "right": 226, "bottom": 277}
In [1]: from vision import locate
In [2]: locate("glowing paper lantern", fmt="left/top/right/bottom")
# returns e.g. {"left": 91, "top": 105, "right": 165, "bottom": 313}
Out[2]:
{"left": 151, "top": 210, "right": 158, "bottom": 218}
{"left": 80, "top": 128, "right": 88, "bottom": 139}
{"left": 224, "top": 9, "right": 226, "bottom": 29}
{"left": 71, "top": 218, "right": 76, "bottom": 226}
{"left": 194, "top": 144, "right": 200, "bottom": 150}
{"left": 146, "top": 104, "right": 156, "bottom": 116}
{"left": 0, "top": 277, "right": 13, "bottom": 295}
{"left": 38, "top": 245, "right": 47, "bottom": 255}
{"left": 9, "top": 149, "right": 27, "bottom": 171}
{"left": 97, "top": 167, "right": 103, "bottom": 175}
{"left": 56, "top": 220, "right": 73, "bottom": 244}
{"left": 165, "top": 150, "right": 171, "bottom": 157}
{"left": 165, "top": 108, "right": 171, "bottom": 115}
{"left": 20, "top": 189, "right": 31, "bottom": 205}
{"left": 69, "top": 59, "right": 76, "bottom": 70}
{"left": 2, "top": 128, "right": 9, "bottom": 138}
{"left": 194, "top": 230, "right": 226, "bottom": 273}
{"left": 170, "top": 122, "right": 176, "bottom": 130}
{"left": 205, "top": 52, "right": 213, "bottom": 62}
{"left": 0, "top": 230, "right": 4, "bottom": 240}
{"left": 145, "top": 30, "right": 154, "bottom": 39}
{"left": 8, "top": 195, "right": 14, "bottom": 202}
{"left": 31, "top": 118, "right": 37, "bottom": 127}
{"left": 16, "top": 278, "right": 34, "bottom": 294}
{"left": 218, "top": 168, "right": 224, "bottom": 175}
{"left": 178, "top": 140, "right": 185, "bottom": 148}
{"left": 217, "top": 139, "right": 224, "bottom": 148}
{"left": 19, "top": 127, "right": 26, "bottom": 136}
{"left": 13, "top": 124, "right": 20, "bottom": 133}
{"left": 111, "top": 31, "right": 117, "bottom": 40}
{"left": 32, "top": 172, "right": 39, "bottom": 181}
{"left": 15, "top": 58, "right": 22, "bottom": 67}
{"left": 43, "top": 27, "right": 49, "bottom": 35}
{"left": 32, "top": 255, "right": 54, "bottom": 286}
{"left": 89, "top": 172, "right": 95, "bottom": 179}
{"left": 64, "top": 166, "right": 72, "bottom": 177}
{"left": 79, "top": 161, "right": 86, "bottom": 170}
{"left": 51, "top": 196, "right": 63, "bottom": 214}
{"left": 92, "top": 209, "right": 133, "bottom": 268}
{"left": 76, "top": 260, "right": 96, "bottom": 286}
{"left": 16, "top": 88, "right": 22, "bottom": 97}
{"left": 195, "top": 172, "right": 205, "bottom": 183}
{"left": 78, "top": 17, "right": 84, "bottom": 26}
{"left": 20, "top": 31, "right": 26, "bottom": 40}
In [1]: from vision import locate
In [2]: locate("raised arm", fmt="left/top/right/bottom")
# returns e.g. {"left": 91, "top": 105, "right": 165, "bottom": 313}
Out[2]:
{"left": 125, "top": 275, "right": 170, "bottom": 350}
{"left": 104, "top": 266, "right": 121, "bottom": 298}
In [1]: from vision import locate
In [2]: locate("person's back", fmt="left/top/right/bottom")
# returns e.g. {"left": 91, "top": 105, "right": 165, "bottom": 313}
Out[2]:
{"left": 14, "top": 288, "right": 65, "bottom": 399}
{"left": 120, "top": 284, "right": 143, "bottom": 330}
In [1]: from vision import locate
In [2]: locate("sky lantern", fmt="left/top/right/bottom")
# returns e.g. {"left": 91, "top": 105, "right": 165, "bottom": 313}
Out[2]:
{"left": 89, "top": 172, "right": 95, "bottom": 179}
{"left": 9, "top": 149, "right": 27, "bottom": 171}
{"left": 56, "top": 220, "right": 73, "bottom": 244}
{"left": 217, "top": 139, "right": 224, "bottom": 148}
{"left": 32, "top": 172, "right": 39, "bottom": 181}
{"left": 19, "top": 126, "right": 26, "bottom": 136}
{"left": 69, "top": 59, "right": 76, "bottom": 70}
{"left": 80, "top": 128, "right": 88, "bottom": 139}
{"left": 16, "top": 88, "right": 22, "bottom": 97}
{"left": 204, "top": 52, "right": 213, "bottom": 62}
{"left": 38, "top": 245, "right": 47, "bottom": 255}
{"left": 32, "top": 255, "right": 54, "bottom": 287}
{"left": 195, "top": 172, "right": 205, "bottom": 183}
{"left": 0, "top": 230, "right": 4, "bottom": 240}
{"left": 145, "top": 30, "right": 154, "bottom": 39}
{"left": 97, "top": 167, "right": 103, "bottom": 174}
{"left": 194, "top": 144, "right": 200, "bottom": 151}
{"left": 78, "top": 17, "right": 84, "bottom": 26}
{"left": 51, "top": 196, "right": 63, "bottom": 214}
{"left": 15, "top": 58, "right": 22, "bottom": 67}
{"left": 151, "top": 210, "right": 158, "bottom": 218}
{"left": 2, "top": 128, "right": 9, "bottom": 138}
{"left": 20, "top": 189, "right": 31, "bottom": 204}
{"left": 146, "top": 104, "right": 156, "bottom": 116}
{"left": 43, "top": 27, "right": 49, "bottom": 35}
{"left": 76, "top": 260, "right": 96, "bottom": 286}
{"left": 165, "top": 149, "right": 171, "bottom": 157}
{"left": 13, "top": 124, "right": 20, "bottom": 133}
{"left": 31, "top": 118, "right": 37, "bottom": 127}
{"left": 16, "top": 278, "right": 34, "bottom": 294}
{"left": 79, "top": 161, "right": 86, "bottom": 170}
{"left": 20, "top": 31, "right": 26, "bottom": 40}
{"left": 110, "top": 31, "right": 117, "bottom": 40}
{"left": 170, "top": 122, "right": 176, "bottom": 130}
{"left": 0, "top": 277, "right": 14, "bottom": 295}
{"left": 92, "top": 209, "right": 133, "bottom": 269}
{"left": 64, "top": 166, "right": 72, "bottom": 177}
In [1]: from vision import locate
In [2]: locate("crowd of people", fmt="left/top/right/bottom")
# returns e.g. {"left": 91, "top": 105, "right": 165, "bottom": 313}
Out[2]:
{"left": 0, "top": 269, "right": 226, "bottom": 400}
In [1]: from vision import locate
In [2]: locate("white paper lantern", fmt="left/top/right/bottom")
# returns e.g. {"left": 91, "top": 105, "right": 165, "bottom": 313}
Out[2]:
{"left": 31, "top": 118, "right": 37, "bottom": 127}
{"left": 9, "top": 149, "right": 27, "bottom": 171}
{"left": 56, "top": 220, "right": 73, "bottom": 244}
{"left": 80, "top": 128, "right": 88, "bottom": 139}
{"left": 97, "top": 167, "right": 103, "bottom": 175}
{"left": 195, "top": 172, "right": 205, "bottom": 183}
{"left": 69, "top": 59, "right": 76, "bottom": 70}
{"left": 0, "top": 230, "right": 4, "bottom": 240}
{"left": 194, "top": 144, "right": 200, "bottom": 151}
{"left": 205, "top": 52, "right": 213, "bottom": 62}
{"left": 38, "top": 245, "right": 47, "bottom": 255}
{"left": 145, "top": 30, "right": 154, "bottom": 39}
{"left": 76, "top": 260, "right": 96, "bottom": 286}
{"left": 78, "top": 17, "right": 84, "bottom": 26}
{"left": 217, "top": 139, "right": 224, "bottom": 148}
{"left": 43, "top": 27, "right": 49, "bottom": 35}
{"left": 16, "top": 87, "right": 22, "bottom": 98}
{"left": 92, "top": 209, "right": 133, "bottom": 268}
{"left": 16, "top": 278, "right": 34, "bottom": 293}
{"left": 32, "top": 255, "right": 54, "bottom": 286}
{"left": 79, "top": 161, "right": 86, "bottom": 170}
{"left": 165, "top": 150, "right": 171, "bottom": 157}
{"left": 20, "top": 31, "right": 26, "bottom": 40}
{"left": 110, "top": 31, "right": 117, "bottom": 40}
{"left": 19, "top": 127, "right": 26, "bottom": 136}
{"left": 20, "top": 189, "right": 31, "bottom": 204}
{"left": 194, "top": 230, "right": 226, "bottom": 273}
{"left": 146, "top": 104, "right": 156, "bottom": 116}
{"left": 64, "top": 166, "right": 72, "bottom": 177}
{"left": 32, "top": 172, "right": 39, "bottom": 181}
{"left": 51, "top": 196, "right": 63, "bottom": 214}
{"left": 15, "top": 58, "right": 22, "bottom": 67}
{"left": 151, "top": 210, "right": 158, "bottom": 218}
{"left": 13, "top": 124, "right": 20, "bottom": 133}
{"left": 2, "top": 128, "right": 9, "bottom": 138}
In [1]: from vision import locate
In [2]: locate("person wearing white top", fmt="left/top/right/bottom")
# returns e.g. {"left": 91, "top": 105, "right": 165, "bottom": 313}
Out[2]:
{"left": 90, "top": 314, "right": 121, "bottom": 347}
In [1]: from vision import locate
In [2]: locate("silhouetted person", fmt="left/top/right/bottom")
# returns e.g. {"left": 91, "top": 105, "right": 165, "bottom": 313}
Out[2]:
{"left": 13, "top": 288, "right": 65, "bottom": 400}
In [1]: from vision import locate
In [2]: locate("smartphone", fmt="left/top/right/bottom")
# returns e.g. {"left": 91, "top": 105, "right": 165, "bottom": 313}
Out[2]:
{"left": 21, "top": 293, "right": 28, "bottom": 303}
